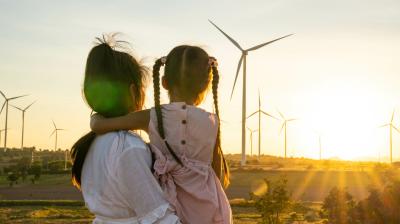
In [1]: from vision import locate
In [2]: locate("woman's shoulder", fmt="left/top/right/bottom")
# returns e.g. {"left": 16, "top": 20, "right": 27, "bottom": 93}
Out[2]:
{"left": 123, "top": 131, "right": 148, "bottom": 151}
{"left": 95, "top": 131, "right": 148, "bottom": 152}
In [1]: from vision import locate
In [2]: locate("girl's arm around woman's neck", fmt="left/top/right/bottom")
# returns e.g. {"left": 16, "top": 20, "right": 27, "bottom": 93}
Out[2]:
{"left": 91, "top": 109, "right": 151, "bottom": 134}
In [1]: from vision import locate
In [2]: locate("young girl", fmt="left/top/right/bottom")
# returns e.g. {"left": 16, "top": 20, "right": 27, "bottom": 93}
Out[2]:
{"left": 91, "top": 45, "right": 232, "bottom": 224}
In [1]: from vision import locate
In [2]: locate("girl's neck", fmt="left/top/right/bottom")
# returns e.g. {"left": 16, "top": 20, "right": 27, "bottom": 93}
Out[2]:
{"left": 169, "top": 95, "right": 195, "bottom": 106}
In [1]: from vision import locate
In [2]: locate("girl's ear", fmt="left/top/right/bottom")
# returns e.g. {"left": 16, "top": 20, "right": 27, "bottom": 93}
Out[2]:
{"left": 162, "top": 76, "right": 169, "bottom": 90}
{"left": 129, "top": 83, "right": 137, "bottom": 110}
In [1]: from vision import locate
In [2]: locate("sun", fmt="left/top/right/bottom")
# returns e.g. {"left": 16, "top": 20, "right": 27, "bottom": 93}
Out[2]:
{"left": 293, "top": 78, "right": 391, "bottom": 161}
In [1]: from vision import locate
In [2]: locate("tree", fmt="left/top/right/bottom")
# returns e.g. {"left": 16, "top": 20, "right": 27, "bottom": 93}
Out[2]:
{"left": 251, "top": 177, "right": 290, "bottom": 224}
{"left": 29, "top": 162, "right": 42, "bottom": 183}
{"left": 322, "top": 187, "right": 357, "bottom": 224}
{"left": 380, "top": 180, "right": 400, "bottom": 223}
{"left": 355, "top": 189, "right": 385, "bottom": 224}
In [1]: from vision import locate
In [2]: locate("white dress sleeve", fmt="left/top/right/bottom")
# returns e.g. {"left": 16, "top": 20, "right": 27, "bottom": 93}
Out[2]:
{"left": 115, "top": 146, "right": 180, "bottom": 224}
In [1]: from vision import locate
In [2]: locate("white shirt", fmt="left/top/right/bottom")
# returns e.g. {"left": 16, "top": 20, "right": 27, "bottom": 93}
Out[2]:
{"left": 81, "top": 131, "right": 180, "bottom": 224}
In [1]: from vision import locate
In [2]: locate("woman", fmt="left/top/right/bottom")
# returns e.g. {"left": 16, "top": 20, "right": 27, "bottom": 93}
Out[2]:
{"left": 70, "top": 35, "right": 180, "bottom": 224}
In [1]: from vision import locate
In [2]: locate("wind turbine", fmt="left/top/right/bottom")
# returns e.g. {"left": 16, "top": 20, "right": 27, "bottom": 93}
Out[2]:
{"left": 278, "top": 111, "right": 297, "bottom": 158}
{"left": 247, "top": 127, "right": 258, "bottom": 157}
{"left": 247, "top": 90, "right": 277, "bottom": 159}
{"left": 50, "top": 120, "right": 67, "bottom": 170}
{"left": 209, "top": 20, "right": 293, "bottom": 166}
{"left": 50, "top": 120, "right": 65, "bottom": 151}
{"left": 11, "top": 101, "right": 36, "bottom": 150}
{"left": 0, "top": 91, "right": 28, "bottom": 150}
{"left": 379, "top": 110, "right": 400, "bottom": 163}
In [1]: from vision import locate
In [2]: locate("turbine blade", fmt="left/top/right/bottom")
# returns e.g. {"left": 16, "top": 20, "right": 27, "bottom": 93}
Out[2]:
{"left": 247, "top": 111, "right": 258, "bottom": 119}
{"left": 0, "top": 91, "right": 5, "bottom": 99}
{"left": 287, "top": 118, "right": 298, "bottom": 122}
{"left": 258, "top": 89, "right": 261, "bottom": 108}
{"left": 378, "top": 124, "right": 390, "bottom": 128}
{"left": 279, "top": 122, "right": 285, "bottom": 134}
{"left": 246, "top": 34, "right": 294, "bottom": 51}
{"left": 52, "top": 120, "right": 57, "bottom": 129}
{"left": 277, "top": 109, "right": 285, "bottom": 120}
{"left": 50, "top": 130, "right": 56, "bottom": 137}
{"left": 24, "top": 101, "right": 36, "bottom": 111}
{"left": 0, "top": 102, "right": 6, "bottom": 114}
{"left": 261, "top": 110, "right": 278, "bottom": 120}
{"left": 10, "top": 105, "right": 23, "bottom": 111}
{"left": 391, "top": 109, "right": 395, "bottom": 123}
{"left": 208, "top": 20, "right": 243, "bottom": 51}
{"left": 393, "top": 125, "right": 400, "bottom": 134}
{"left": 230, "top": 54, "right": 244, "bottom": 100}
{"left": 9, "top": 94, "right": 28, "bottom": 100}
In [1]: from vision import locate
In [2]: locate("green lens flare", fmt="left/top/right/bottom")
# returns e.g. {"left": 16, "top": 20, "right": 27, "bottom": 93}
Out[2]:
{"left": 84, "top": 80, "right": 130, "bottom": 117}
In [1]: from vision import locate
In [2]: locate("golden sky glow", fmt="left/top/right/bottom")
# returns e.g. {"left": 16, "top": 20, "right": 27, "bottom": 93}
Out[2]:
{"left": 1, "top": 0, "right": 400, "bottom": 161}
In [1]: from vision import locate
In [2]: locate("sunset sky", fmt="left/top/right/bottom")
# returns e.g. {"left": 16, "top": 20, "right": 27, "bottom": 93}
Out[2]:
{"left": 1, "top": 0, "right": 400, "bottom": 161}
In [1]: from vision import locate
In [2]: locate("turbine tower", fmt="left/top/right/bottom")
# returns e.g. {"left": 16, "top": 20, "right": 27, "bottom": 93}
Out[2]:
{"left": 318, "top": 134, "right": 322, "bottom": 160}
{"left": 278, "top": 111, "right": 297, "bottom": 158}
{"left": 11, "top": 101, "right": 36, "bottom": 150}
{"left": 0, "top": 129, "right": 5, "bottom": 149}
{"left": 379, "top": 110, "right": 399, "bottom": 163}
{"left": 247, "top": 90, "right": 277, "bottom": 160}
{"left": 0, "top": 91, "right": 28, "bottom": 150}
{"left": 247, "top": 127, "right": 258, "bottom": 157}
{"left": 209, "top": 20, "right": 293, "bottom": 166}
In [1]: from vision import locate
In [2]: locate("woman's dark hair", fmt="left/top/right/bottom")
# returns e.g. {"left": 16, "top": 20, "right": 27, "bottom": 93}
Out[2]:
{"left": 71, "top": 34, "right": 148, "bottom": 189}
{"left": 153, "top": 45, "right": 230, "bottom": 187}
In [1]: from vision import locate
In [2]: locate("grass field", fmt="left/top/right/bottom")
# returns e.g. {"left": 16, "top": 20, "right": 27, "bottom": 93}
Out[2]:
{"left": 227, "top": 169, "right": 385, "bottom": 201}
{"left": 0, "top": 169, "right": 386, "bottom": 201}
{"left": 0, "top": 165, "right": 394, "bottom": 223}
{"left": 0, "top": 200, "right": 327, "bottom": 223}
{"left": 0, "top": 200, "right": 263, "bottom": 224}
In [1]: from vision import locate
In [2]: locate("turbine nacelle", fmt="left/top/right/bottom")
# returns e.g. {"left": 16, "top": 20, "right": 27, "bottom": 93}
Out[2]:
{"left": 208, "top": 20, "right": 293, "bottom": 100}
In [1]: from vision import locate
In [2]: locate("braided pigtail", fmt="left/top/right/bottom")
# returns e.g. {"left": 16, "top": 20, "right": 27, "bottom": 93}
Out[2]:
{"left": 153, "top": 57, "right": 183, "bottom": 165}
{"left": 210, "top": 58, "right": 230, "bottom": 188}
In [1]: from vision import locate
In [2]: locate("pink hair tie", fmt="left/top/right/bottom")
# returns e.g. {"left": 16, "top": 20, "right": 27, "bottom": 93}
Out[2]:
{"left": 209, "top": 57, "right": 218, "bottom": 67}
{"left": 160, "top": 56, "right": 167, "bottom": 65}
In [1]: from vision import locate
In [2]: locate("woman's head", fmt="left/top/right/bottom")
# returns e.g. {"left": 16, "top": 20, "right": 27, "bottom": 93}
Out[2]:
{"left": 72, "top": 35, "right": 147, "bottom": 189}
{"left": 84, "top": 35, "right": 147, "bottom": 117}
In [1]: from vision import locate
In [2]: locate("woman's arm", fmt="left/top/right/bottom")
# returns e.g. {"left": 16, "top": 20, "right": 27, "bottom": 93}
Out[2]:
{"left": 90, "top": 109, "right": 150, "bottom": 134}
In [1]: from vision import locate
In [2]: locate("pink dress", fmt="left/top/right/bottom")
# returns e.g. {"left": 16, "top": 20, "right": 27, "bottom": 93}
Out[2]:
{"left": 148, "top": 102, "right": 232, "bottom": 224}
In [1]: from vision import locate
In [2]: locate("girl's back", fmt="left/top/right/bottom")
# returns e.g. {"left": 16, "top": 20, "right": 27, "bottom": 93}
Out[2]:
{"left": 149, "top": 103, "right": 232, "bottom": 224}
{"left": 149, "top": 102, "right": 218, "bottom": 163}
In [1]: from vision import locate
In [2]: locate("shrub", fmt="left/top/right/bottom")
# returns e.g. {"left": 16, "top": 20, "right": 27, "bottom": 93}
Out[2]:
{"left": 7, "top": 172, "right": 19, "bottom": 187}
{"left": 251, "top": 177, "right": 290, "bottom": 224}
{"left": 321, "top": 187, "right": 357, "bottom": 224}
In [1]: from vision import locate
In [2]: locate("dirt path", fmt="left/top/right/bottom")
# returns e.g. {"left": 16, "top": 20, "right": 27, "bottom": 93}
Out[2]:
{"left": 0, "top": 185, "right": 83, "bottom": 200}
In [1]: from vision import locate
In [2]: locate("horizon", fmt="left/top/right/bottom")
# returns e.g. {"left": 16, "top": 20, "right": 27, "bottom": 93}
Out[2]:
{"left": 1, "top": 0, "right": 400, "bottom": 162}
